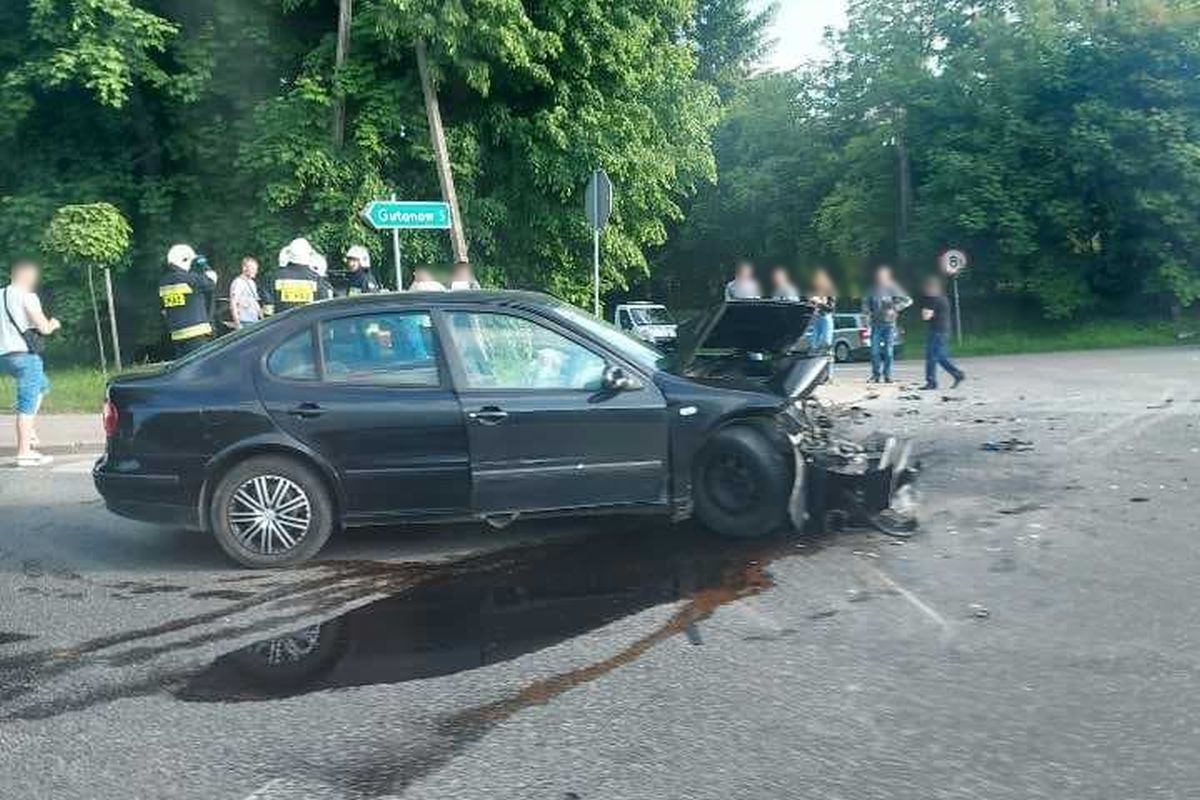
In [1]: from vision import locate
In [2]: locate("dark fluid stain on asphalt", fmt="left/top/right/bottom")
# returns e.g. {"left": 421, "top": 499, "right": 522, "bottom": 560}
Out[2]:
{"left": 178, "top": 528, "right": 804, "bottom": 705}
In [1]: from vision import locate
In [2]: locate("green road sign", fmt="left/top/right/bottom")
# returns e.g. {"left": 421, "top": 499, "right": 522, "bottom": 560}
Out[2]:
{"left": 362, "top": 200, "right": 452, "bottom": 230}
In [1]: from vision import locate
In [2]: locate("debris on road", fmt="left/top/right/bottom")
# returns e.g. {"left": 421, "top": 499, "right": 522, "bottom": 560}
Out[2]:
{"left": 968, "top": 603, "right": 990, "bottom": 619}
{"left": 981, "top": 438, "right": 1034, "bottom": 453}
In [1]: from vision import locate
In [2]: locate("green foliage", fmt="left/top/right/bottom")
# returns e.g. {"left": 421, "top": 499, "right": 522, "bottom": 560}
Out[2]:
{"left": 660, "top": 0, "right": 1200, "bottom": 319}
{"left": 0, "top": 0, "right": 728, "bottom": 359}
{"left": 42, "top": 203, "right": 132, "bottom": 267}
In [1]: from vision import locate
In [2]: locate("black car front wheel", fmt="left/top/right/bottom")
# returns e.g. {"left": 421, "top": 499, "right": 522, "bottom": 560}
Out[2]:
{"left": 210, "top": 455, "right": 334, "bottom": 568}
{"left": 693, "top": 424, "right": 791, "bottom": 539}
{"left": 834, "top": 341, "right": 852, "bottom": 363}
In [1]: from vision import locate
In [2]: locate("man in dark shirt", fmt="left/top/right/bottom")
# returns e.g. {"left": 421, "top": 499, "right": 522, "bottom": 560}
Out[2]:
{"left": 920, "top": 275, "right": 965, "bottom": 390}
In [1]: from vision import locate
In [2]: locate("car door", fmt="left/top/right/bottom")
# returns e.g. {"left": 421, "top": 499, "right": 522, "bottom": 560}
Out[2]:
{"left": 256, "top": 311, "right": 470, "bottom": 520}
{"left": 438, "top": 307, "right": 669, "bottom": 514}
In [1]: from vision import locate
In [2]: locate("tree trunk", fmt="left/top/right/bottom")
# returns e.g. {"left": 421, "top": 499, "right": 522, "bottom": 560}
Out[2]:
{"left": 333, "top": 0, "right": 353, "bottom": 148}
{"left": 415, "top": 38, "right": 470, "bottom": 265}
{"left": 87, "top": 264, "right": 108, "bottom": 377}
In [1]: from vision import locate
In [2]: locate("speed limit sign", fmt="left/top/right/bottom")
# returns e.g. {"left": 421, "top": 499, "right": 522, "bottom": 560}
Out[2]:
{"left": 941, "top": 249, "right": 968, "bottom": 276}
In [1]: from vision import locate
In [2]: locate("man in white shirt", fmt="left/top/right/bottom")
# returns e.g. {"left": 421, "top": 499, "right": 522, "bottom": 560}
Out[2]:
{"left": 229, "top": 257, "right": 262, "bottom": 329}
{"left": 1, "top": 261, "right": 61, "bottom": 466}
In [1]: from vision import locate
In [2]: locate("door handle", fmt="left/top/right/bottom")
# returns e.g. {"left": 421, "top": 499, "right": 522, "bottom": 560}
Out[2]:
{"left": 287, "top": 402, "right": 325, "bottom": 419}
{"left": 467, "top": 406, "right": 509, "bottom": 425}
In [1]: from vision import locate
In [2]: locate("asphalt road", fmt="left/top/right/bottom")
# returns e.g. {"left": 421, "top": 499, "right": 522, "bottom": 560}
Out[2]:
{"left": 2, "top": 347, "right": 1198, "bottom": 800}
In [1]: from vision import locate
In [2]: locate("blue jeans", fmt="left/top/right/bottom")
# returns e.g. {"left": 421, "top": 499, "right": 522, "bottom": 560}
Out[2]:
{"left": 0, "top": 353, "right": 50, "bottom": 414}
{"left": 925, "top": 331, "right": 963, "bottom": 388}
{"left": 870, "top": 324, "right": 896, "bottom": 380}
{"left": 809, "top": 313, "right": 835, "bottom": 379}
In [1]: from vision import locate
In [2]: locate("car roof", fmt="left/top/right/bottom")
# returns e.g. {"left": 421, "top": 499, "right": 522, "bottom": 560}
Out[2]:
{"left": 283, "top": 289, "right": 564, "bottom": 318}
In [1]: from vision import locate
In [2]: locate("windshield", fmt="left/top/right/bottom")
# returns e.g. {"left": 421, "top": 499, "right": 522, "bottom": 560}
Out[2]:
{"left": 629, "top": 306, "right": 673, "bottom": 325}
{"left": 550, "top": 303, "right": 667, "bottom": 373}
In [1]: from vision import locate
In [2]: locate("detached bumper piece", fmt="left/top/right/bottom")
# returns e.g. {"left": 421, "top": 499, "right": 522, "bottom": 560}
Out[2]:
{"left": 778, "top": 402, "right": 919, "bottom": 535}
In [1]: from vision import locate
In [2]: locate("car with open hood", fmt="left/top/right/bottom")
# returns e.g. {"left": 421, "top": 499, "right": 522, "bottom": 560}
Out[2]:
{"left": 95, "top": 290, "right": 911, "bottom": 567}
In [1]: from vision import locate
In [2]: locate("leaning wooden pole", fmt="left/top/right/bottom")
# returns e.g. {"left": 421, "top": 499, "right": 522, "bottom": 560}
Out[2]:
{"left": 415, "top": 38, "right": 469, "bottom": 265}
{"left": 86, "top": 264, "right": 108, "bottom": 377}
{"left": 332, "top": 0, "right": 353, "bottom": 148}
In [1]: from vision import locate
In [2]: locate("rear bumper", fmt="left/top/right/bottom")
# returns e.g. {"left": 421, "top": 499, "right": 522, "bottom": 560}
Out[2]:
{"left": 93, "top": 455, "right": 200, "bottom": 528}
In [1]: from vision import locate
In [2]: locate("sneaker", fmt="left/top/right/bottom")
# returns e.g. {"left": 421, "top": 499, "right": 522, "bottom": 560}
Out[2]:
{"left": 919, "top": 384, "right": 938, "bottom": 391}
{"left": 884, "top": 377, "right": 894, "bottom": 384}
{"left": 952, "top": 374, "right": 966, "bottom": 389}
{"left": 14, "top": 452, "right": 54, "bottom": 468}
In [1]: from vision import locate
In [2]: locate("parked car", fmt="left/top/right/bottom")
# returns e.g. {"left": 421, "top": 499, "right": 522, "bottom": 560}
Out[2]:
{"left": 613, "top": 301, "right": 677, "bottom": 347}
{"left": 831, "top": 312, "right": 906, "bottom": 363}
{"left": 95, "top": 291, "right": 909, "bottom": 567}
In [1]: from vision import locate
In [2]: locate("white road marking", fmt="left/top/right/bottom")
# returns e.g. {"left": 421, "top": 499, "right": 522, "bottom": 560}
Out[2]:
{"left": 862, "top": 562, "right": 953, "bottom": 635}
{"left": 240, "top": 778, "right": 288, "bottom": 800}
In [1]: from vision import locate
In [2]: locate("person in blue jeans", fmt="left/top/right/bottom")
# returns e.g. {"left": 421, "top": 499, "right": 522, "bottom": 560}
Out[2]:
{"left": 863, "top": 265, "right": 911, "bottom": 383}
{"left": 920, "top": 275, "right": 965, "bottom": 390}
{"left": 805, "top": 268, "right": 837, "bottom": 379}
{"left": 1, "top": 261, "right": 61, "bottom": 466}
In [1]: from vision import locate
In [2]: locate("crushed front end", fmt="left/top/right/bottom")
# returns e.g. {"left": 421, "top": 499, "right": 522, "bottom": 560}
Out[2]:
{"left": 777, "top": 399, "right": 919, "bottom": 535}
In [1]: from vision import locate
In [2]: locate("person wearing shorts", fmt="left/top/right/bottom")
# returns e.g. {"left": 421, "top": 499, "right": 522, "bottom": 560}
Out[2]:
{"left": 1, "top": 261, "right": 61, "bottom": 466}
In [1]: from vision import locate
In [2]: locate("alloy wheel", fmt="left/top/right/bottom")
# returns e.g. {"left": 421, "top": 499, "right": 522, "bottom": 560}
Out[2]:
{"left": 226, "top": 474, "right": 312, "bottom": 555}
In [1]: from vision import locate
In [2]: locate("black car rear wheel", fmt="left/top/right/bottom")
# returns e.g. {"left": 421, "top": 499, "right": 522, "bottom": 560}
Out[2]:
{"left": 210, "top": 455, "right": 334, "bottom": 568}
{"left": 834, "top": 341, "right": 852, "bottom": 363}
{"left": 693, "top": 424, "right": 791, "bottom": 539}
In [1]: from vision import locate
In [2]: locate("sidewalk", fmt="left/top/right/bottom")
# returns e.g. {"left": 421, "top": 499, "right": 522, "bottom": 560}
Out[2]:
{"left": 0, "top": 413, "right": 103, "bottom": 456}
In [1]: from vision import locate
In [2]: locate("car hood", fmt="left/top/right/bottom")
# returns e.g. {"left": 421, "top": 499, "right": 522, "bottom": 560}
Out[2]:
{"left": 670, "top": 299, "right": 825, "bottom": 399}
{"left": 674, "top": 299, "right": 817, "bottom": 361}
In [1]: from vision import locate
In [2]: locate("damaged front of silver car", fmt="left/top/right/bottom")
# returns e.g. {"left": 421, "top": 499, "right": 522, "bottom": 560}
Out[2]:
{"left": 672, "top": 299, "right": 919, "bottom": 538}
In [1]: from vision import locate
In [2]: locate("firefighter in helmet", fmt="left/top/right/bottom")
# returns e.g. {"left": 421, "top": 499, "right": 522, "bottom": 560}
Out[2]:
{"left": 344, "top": 245, "right": 381, "bottom": 295}
{"left": 273, "top": 238, "right": 322, "bottom": 313}
{"left": 159, "top": 244, "right": 218, "bottom": 357}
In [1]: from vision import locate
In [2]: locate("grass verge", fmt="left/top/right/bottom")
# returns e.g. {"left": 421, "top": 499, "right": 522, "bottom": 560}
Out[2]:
{"left": 901, "top": 320, "right": 1183, "bottom": 359}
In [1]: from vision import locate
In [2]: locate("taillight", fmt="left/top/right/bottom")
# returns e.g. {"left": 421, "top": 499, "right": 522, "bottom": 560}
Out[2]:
{"left": 102, "top": 400, "right": 119, "bottom": 438}
{"left": 859, "top": 327, "right": 870, "bottom": 344}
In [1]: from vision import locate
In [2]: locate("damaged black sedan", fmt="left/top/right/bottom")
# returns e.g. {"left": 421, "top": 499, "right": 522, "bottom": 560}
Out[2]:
{"left": 95, "top": 291, "right": 914, "bottom": 567}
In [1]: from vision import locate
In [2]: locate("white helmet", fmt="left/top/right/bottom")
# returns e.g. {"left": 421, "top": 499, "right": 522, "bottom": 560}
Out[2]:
{"left": 167, "top": 244, "right": 197, "bottom": 270}
{"left": 346, "top": 245, "right": 371, "bottom": 268}
{"left": 311, "top": 253, "right": 328, "bottom": 277}
{"left": 277, "top": 245, "right": 291, "bottom": 268}
{"left": 287, "top": 237, "right": 315, "bottom": 267}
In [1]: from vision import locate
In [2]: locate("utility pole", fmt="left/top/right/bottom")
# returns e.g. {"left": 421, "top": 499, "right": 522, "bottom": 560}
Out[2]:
{"left": 332, "top": 0, "right": 353, "bottom": 148}
{"left": 415, "top": 38, "right": 469, "bottom": 265}
{"left": 895, "top": 107, "right": 912, "bottom": 268}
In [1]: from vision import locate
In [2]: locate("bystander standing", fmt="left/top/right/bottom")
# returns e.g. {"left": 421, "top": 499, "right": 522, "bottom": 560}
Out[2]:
{"left": 725, "top": 261, "right": 761, "bottom": 300}
{"left": 229, "top": 257, "right": 262, "bottom": 329}
{"left": 1, "top": 261, "right": 61, "bottom": 466}
{"left": 920, "top": 275, "right": 966, "bottom": 390}
{"left": 771, "top": 267, "right": 800, "bottom": 300}
{"left": 863, "top": 265, "right": 912, "bottom": 383}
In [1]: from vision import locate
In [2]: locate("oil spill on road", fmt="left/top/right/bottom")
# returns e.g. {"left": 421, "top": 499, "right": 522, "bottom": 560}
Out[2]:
{"left": 178, "top": 527, "right": 809, "bottom": 705}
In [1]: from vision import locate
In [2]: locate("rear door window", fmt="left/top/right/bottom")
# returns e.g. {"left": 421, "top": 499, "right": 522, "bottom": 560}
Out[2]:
{"left": 320, "top": 313, "right": 441, "bottom": 387}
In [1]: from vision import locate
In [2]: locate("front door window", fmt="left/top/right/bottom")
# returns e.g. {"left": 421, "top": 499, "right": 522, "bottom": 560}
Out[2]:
{"left": 444, "top": 311, "right": 606, "bottom": 391}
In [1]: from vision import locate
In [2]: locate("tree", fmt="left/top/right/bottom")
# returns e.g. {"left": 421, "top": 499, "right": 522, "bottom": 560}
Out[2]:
{"left": 42, "top": 203, "right": 133, "bottom": 371}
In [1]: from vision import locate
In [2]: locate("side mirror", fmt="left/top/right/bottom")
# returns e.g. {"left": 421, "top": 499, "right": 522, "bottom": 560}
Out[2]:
{"left": 602, "top": 365, "right": 642, "bottom": 392}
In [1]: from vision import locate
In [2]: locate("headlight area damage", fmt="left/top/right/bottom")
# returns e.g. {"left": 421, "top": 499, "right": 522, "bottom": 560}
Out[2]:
{"left": 674, "top": 298, "right": 919, "bottom": 538}
{"left": 779, "top": 399, "right": 919, "bottom": 537}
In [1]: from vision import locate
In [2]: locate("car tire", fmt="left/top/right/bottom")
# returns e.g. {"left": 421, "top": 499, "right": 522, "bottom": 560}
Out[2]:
{"left": 693, "top": 424, "right": 792, "bottom": 539}
{"left": 834, "top": 341, "right": 852, "bottom": 363}
{"left": 209, "top": 455, "right": 335, "bottom": 568}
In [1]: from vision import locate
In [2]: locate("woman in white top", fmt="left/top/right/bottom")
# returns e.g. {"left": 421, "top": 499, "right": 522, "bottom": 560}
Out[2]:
{"left": 0, "top": 261, "right": 61, "bottom": 466}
